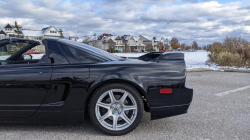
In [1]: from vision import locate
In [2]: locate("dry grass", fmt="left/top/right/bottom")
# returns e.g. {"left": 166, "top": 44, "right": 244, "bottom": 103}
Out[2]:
{"left": 208, "top": 36, "right": 250, "bottom": 67}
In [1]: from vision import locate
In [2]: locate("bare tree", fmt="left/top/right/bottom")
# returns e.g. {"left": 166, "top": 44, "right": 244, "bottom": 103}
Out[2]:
{"left": 192, "top": 41, "right": 198, "bottom": 51}
{"left": 180, "top": 43, "right": 186, "bottom": 50}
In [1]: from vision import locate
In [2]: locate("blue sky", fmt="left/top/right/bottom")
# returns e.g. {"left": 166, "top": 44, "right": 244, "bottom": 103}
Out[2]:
{"left": 0, "top": 0, "right": 249, "bottom": 46}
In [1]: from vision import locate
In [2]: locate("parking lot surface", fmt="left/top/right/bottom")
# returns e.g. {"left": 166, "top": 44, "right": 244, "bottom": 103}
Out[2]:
{"left": 0, "top": 72, "right": 249, "bottom": 140}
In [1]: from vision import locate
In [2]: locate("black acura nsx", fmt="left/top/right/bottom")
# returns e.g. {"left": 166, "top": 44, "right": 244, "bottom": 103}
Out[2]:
{"left": 0, "top": 37, "right": 193, "bottom": 135}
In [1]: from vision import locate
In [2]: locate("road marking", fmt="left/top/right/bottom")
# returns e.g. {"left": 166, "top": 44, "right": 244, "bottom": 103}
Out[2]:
{"left": 215, "top": 85, "right": 250, "bottom": 96}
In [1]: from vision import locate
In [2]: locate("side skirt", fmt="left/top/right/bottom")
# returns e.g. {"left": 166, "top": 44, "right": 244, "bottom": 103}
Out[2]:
{"left": 0, "top": 111, "right": 84, "bottom": 124}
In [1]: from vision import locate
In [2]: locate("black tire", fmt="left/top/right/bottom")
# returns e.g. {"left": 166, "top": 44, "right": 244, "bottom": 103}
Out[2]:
{"left": 89, "top": 83, "right": 144, "bottom": 136}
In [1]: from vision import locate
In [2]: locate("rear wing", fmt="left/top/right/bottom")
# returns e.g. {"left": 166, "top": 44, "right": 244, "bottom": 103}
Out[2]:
{"left": 137, "top": 52, "right": 184, "bottom": 62}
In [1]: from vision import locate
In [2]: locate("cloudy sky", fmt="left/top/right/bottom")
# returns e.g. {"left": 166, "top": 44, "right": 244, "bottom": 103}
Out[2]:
{"left": 0, "top": 0, "right": 250, "bottom": 46}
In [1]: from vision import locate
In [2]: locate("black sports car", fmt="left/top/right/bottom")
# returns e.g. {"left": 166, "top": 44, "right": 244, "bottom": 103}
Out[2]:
{"left": 0, "top": 37, "right": 193, "bottom": 135}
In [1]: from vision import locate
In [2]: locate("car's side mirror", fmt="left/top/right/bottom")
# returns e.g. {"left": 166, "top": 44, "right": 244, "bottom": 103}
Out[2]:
{"left": 23, "top": 54, "right": 32, "bottom": 60}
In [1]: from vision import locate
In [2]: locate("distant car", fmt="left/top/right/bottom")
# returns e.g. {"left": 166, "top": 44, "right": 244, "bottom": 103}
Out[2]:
{"left": 159, "top": 49, "right": 166, "bottom": 52}
{"left": 26, "top": 49, "right": 41, "bottom": 54}
{"left": 0, "top": 37, "right": 193, "bottom": 136}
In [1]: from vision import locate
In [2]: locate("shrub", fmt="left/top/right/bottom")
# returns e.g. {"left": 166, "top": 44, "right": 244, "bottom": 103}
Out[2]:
{"left": 208, "top": 36, "right": 250, "bottom": 67}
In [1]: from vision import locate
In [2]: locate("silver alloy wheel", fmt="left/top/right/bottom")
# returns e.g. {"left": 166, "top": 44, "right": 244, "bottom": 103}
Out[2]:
{"left": 95, "top": 89, "right": 138, "bottom": 131}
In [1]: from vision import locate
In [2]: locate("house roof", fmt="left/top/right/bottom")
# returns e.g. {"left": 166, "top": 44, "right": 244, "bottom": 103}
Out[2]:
{"left": 77, "top": 35, "right": 97, "bottom": 42}
{"left": 121, "top": 35, "right": 134, "bottom": 41}
{"left": 154, "top": 37, "right": 167, "bottom": 42}
{"left": 98, "top": 33, "right": 113, "bottom": 40}
{"left": 139, "top": 35, "right": 152, "bottom": 42}
{"left": 4, "top": 23, "right": 13, "bottom": 29}
{"left": 0, "top": 30, "right": 6, "bottom": 35}
{"left": 22, "top": 26, "right": 60, "bottom": 37}
{"left": 134, "top": 36, "right": 142, "bottom": 41}
{"left": 22, "top": 29, "right": 43, "bottom": 36}
{"left": 41, "top": 26, "right": 59, "bottom": 35}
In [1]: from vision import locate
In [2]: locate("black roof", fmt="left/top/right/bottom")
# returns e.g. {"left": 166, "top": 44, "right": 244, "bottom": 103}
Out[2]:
{"left": 0, "top": 30, "right": 6, "bottom": 35}
{"left": 4, "top": 24, "right": 13, "bottom": 29}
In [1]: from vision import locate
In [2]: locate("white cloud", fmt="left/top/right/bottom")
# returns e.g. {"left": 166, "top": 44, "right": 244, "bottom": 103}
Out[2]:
{"left": 0, "top": 0, "right": 249, "bottom": 46}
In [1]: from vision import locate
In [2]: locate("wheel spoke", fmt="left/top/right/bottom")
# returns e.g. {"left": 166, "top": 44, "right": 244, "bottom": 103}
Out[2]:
{"left": 123, "top": 105, "right": 137, "bottom": 111}
{"left": 109, "top": 91, "right": 117, "bottom": 103}
{"left": 97, "top": 101, "right": 110, "bottom": 109}
{"left": 98, "top": 111, "right": 111, "bottom": 122}
{"left": 113, "top": 115, "right": 119, "bottom": 130}
{"left": 119, "top": 92, "right": 128, "bottom": 104}
{"left": 121, "top": 112, "right": 132, "bottom": 124}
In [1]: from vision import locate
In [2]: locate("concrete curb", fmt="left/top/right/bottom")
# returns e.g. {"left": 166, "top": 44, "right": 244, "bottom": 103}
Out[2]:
{"left": 187, "top": 68, "right": 250, "bottom": 73}
{"left": 187, "top": 68, "right": 214, "bottom": 72}
{"left": 223, "top": 69, "right": 250, "bottom": 73}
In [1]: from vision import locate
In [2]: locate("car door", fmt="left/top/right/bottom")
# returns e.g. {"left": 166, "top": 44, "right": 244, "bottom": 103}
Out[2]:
{"left": 0, "top": 38, "right": 52, "bottom": 118}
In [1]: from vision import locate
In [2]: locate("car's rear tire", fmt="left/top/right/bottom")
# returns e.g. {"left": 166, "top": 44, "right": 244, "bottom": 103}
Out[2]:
{"left": 89, "top": 83, "right": 143, "bottom": 136}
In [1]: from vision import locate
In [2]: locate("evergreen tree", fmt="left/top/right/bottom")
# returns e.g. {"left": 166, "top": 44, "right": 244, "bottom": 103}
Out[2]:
{"left": 12, "top": 21, "right": 23, "bottom": 38}
{"left": 58, "top": 29, "right": 65, "bottom": 38}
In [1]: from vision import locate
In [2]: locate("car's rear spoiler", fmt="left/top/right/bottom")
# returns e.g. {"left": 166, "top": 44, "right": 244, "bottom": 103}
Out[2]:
{"left": 121, "top": 52, "right": 184, "bottom": 62}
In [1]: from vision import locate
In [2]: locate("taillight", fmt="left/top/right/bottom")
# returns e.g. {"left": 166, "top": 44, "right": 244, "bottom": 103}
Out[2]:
{"left": 160, "top": 89, "right": 172, "bottom": 93}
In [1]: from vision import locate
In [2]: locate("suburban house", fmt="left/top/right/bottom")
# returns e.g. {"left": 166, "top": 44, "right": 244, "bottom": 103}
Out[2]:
{"left": 77, "top": 34, "right": 126, "bottom": 52}
{"left": 152, "top": 37, "right": 167, "bottom": 51}
{"left": 77, "top": 35, "right": 96, "bottom": 45}
{"left": 22, "top": 26, "right": 62, "bottom": 53}
{"left": 95, "top": 33, "right": 113, "bottom": 50}
{"left": 0, "top": 23, "right": 18, "bottom": 39}
{"left": 103, "top": 35, "right": 125, "bottom": 52}
{"left": 113, "top": 35, "right": 125, "bottom": 52}
{"left": 121, "top": 35, "right": 146, "bottom": 52}
{"left": 139, "top": 35, "right": 153, "bottom": 51}
{"left": 134, "top": 36, "right": 146, "bottom": 52}
{"left": 69, "top": 36, "right": 79, "bottom": 41}
{"left": 0, "top": 30, "right": 6, "bottom": 39}
{"left": 22, "top": 26, "right": 61, "bottom": 41}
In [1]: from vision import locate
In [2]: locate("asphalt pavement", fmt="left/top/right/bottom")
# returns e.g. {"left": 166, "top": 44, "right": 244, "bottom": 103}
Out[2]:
{"left": 0, "top": 72, "right": 249, "bottom": 140}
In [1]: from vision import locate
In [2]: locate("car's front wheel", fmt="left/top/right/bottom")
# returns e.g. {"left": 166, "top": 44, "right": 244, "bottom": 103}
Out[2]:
{"left": 89, "top": 83, "right": 143, "bottom": 135}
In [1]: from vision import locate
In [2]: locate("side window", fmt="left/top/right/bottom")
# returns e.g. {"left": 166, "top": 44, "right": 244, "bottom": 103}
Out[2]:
{"left": 58, "top": 42, "right": 104, "bottom": 64}
{"left": 0, "top": 42, "right": 27, "bottom": 60}
{"left": 25, "top": 45, "right": 46, "bottom": 59}
{"left": 47, "top": 40, "right": 69, "bottom": 65}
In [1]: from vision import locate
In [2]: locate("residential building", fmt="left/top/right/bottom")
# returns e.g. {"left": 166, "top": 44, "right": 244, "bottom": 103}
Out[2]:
{"left": 134, "top": 36, "right": 146, "bottom": 52}
{"left": 113, "top": 35, "right": 125, "bottom": 52}
{"left": 0, "top": 23, "right": 18, "bottom": 38}
{"left": 121, "top": 35, "right": 146, "bottom": 52}
{"left": 152, "top": 37, "right": 169, "bottom": 51}
{"left": 69, "top": 36, "right": 79, "bottom": 41}
{"left": 139, "top": 35, "right": 153, "bottom": 51}
{"left": 96, "top": 33, "right": 113, "bottom": 50}
{"left": 22, "top": 26, "right": 61, "bottom": 41}
{"left": 77, "top": 35, "right": 95, "bottom": 45}
{"left": 0, "top": 30, "right": 6, "bottom": 39}
{"left": 103, "top": 35, "right": 125, "bottom": 52}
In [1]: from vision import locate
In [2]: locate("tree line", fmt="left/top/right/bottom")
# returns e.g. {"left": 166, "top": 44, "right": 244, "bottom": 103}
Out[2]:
{"left": 168, "top": 37, "right": 200, "bottom": 51}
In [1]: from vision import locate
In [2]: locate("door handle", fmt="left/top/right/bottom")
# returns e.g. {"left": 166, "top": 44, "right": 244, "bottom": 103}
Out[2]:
{"left": 39, "top": 72, "right": 43, "bottom": 75}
